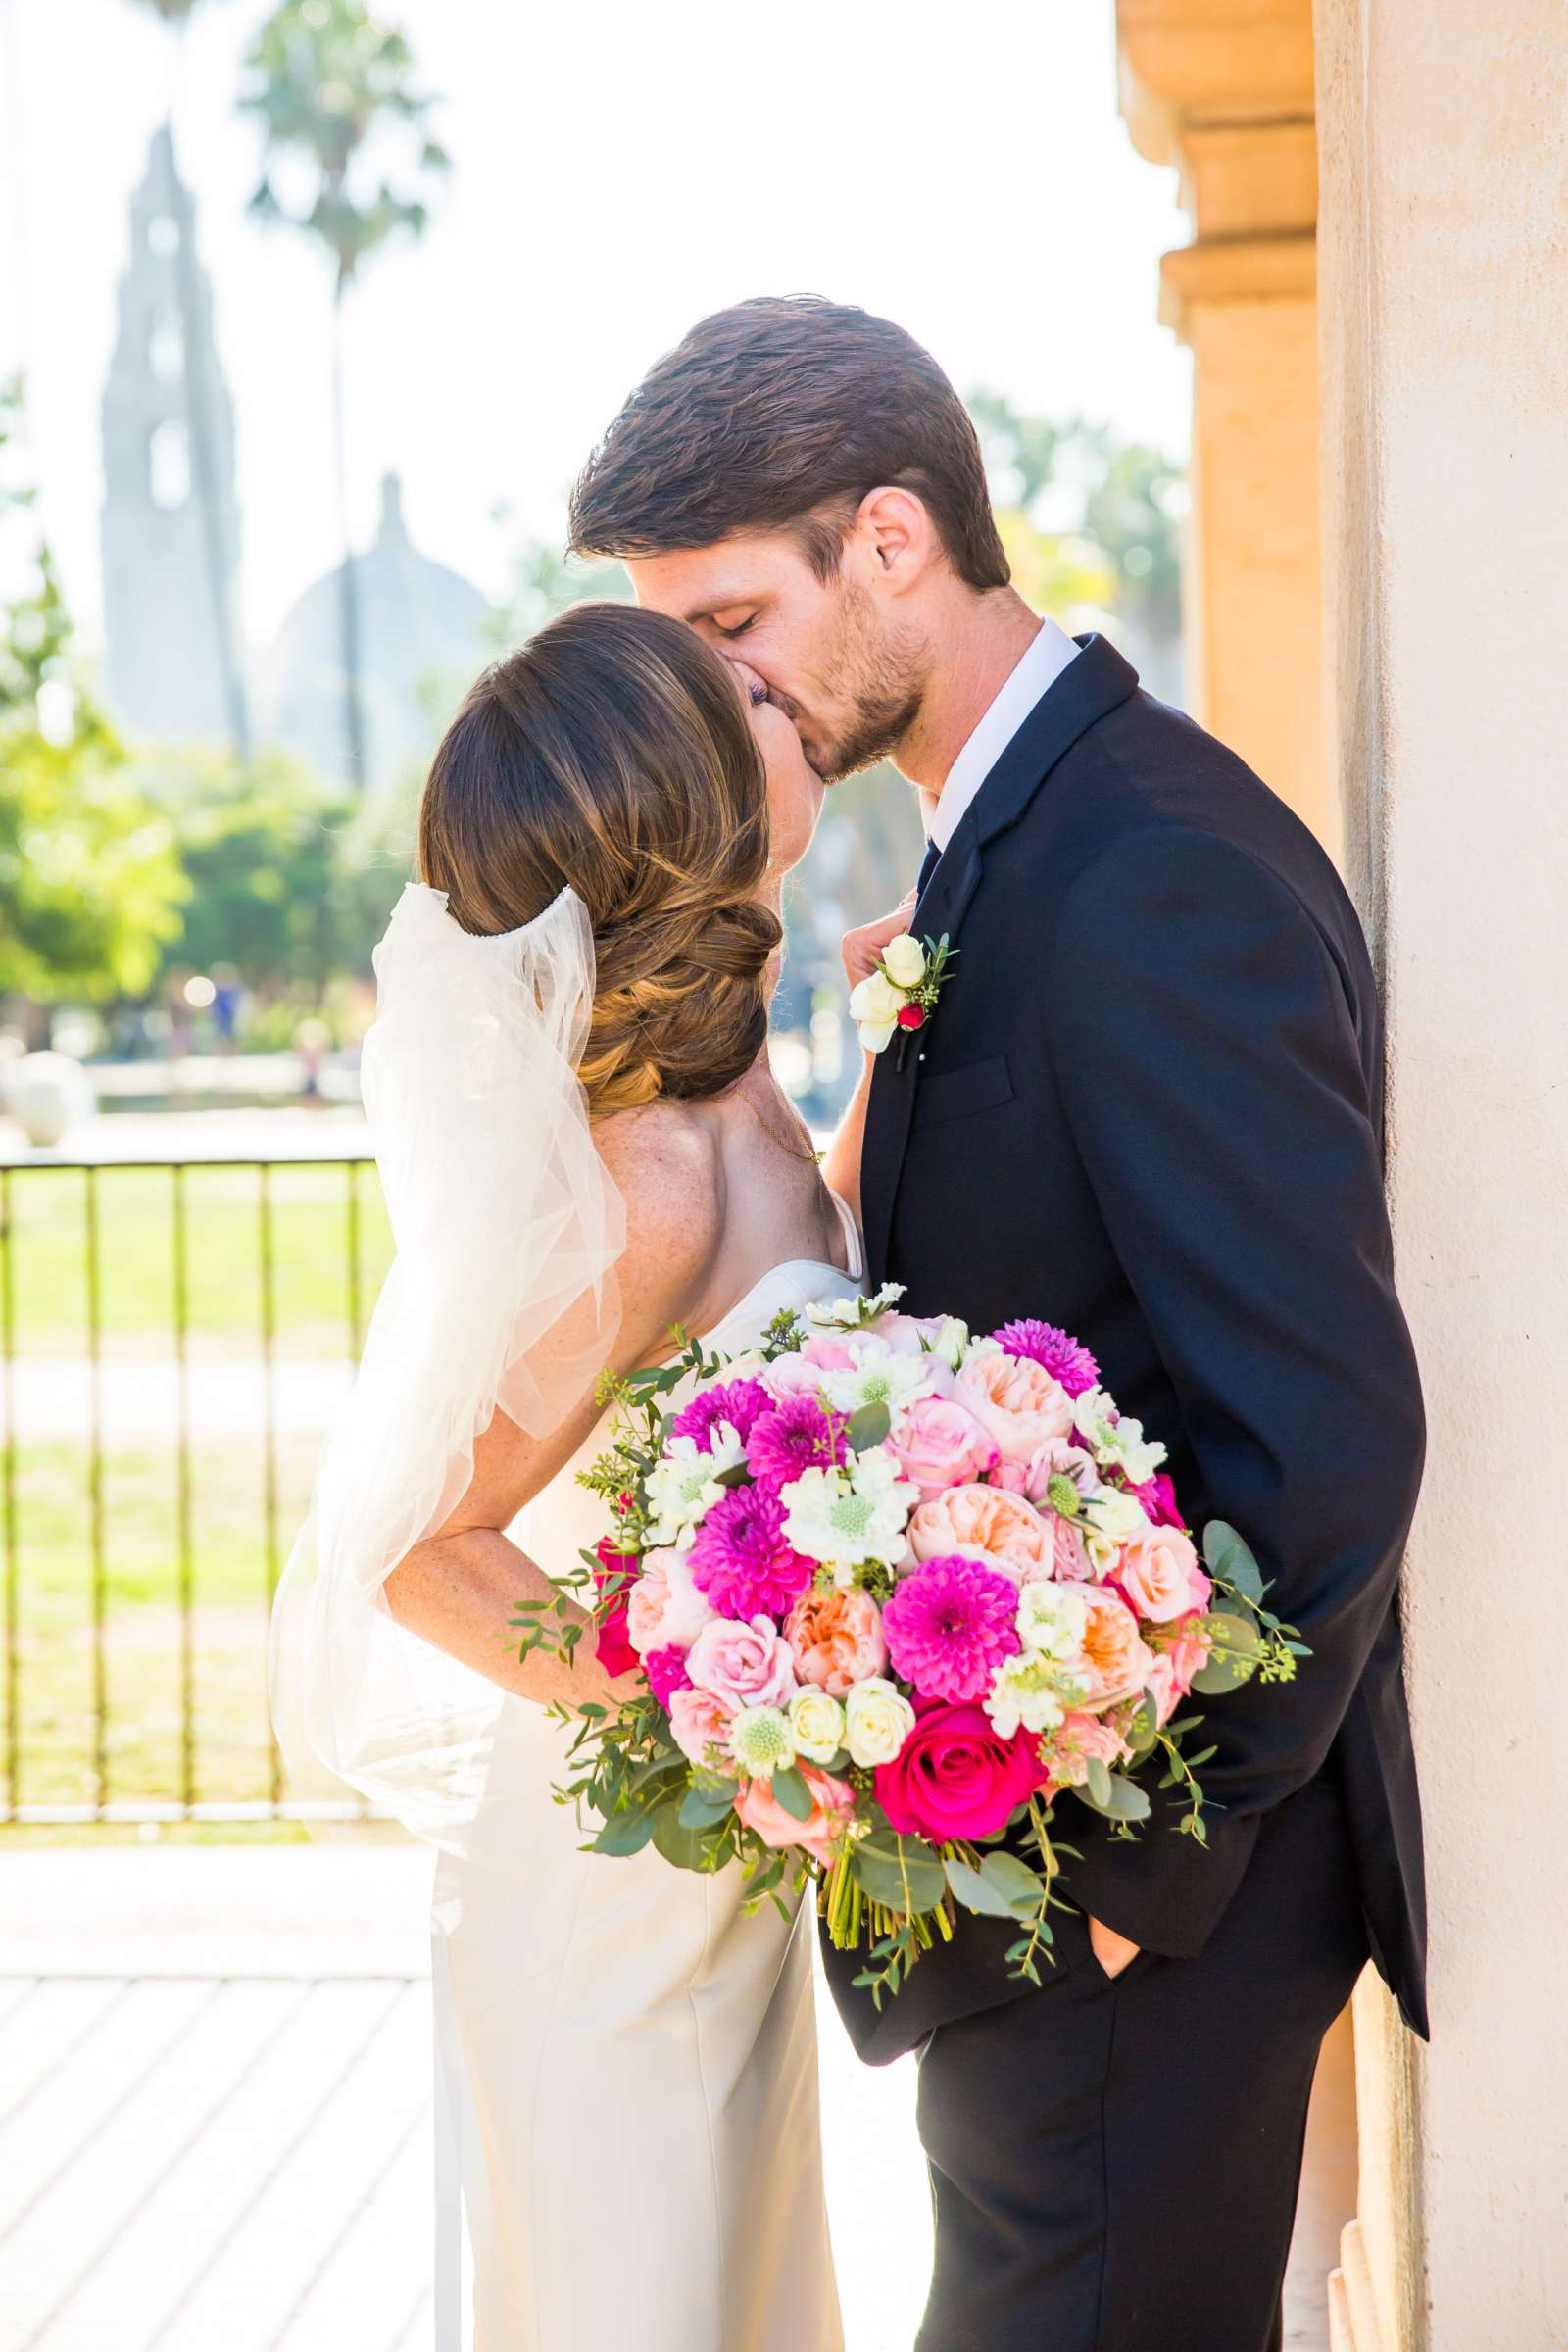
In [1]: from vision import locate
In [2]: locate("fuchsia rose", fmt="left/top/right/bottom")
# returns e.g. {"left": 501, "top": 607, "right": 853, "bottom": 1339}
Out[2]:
{"left": 909, "top": 1483, "right": 1054, "bottom": 1583}
{"left": 955, "top": 1349, "right": 1078, "bottom": 1461}
{"left": 1117, "top": 1522, "right": 1207, "bottom": 1623}
{"left": 1075, "top": 1587, "right": 1157, "bottom": 1711}
{"left": 874, "top": 1700, "right": 1049, "bottom": 1842}
{"left": 626, "top": 1547, "right": 716, "bottom": 1656}
{"left": 591, "top": 1538, "right": 640, "bottom": 1678}
{"left": 667, "top": 1685, "right": 734, "bottom": 1770}
{"left": 784, "top": 1586, "right": 886, "bottom": 1696}
{"left": 685, "top": 1615, "right": 799, "bottom": 1713}
{"left": 734, "top": 1764, "right": 856, "bottom": 1867}
{"left": 668, "top": 1376, "right": 770, "bottom": 1452}
{"left": 644, "top": 1645, "right": 693, "bottom": 1707}
{"left": 888, "top": 1396, "right": 1000, "bottom": 1500}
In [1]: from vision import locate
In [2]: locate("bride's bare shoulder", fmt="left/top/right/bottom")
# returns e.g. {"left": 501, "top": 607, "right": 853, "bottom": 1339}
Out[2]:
{"left": 595, "top": 1102, "right": 723, "bottom": 1342}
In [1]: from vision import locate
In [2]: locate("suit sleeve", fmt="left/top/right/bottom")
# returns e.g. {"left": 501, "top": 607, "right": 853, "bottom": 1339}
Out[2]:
{"left": 1042, "top": 824, "right": 1425, "bottom": 1956}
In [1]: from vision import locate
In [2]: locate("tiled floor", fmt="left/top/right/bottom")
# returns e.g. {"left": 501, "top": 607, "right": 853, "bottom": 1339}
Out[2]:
{"left": 0, "top": 1845, "right": 1352, "bottom": 2351}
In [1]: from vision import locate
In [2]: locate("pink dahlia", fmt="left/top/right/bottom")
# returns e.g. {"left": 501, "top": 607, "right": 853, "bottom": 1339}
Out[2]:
{"left": 881, "top": 1553, "right": 1022, "bottom": 1704}
{"left": 688, "top": 1486, "right": 812, "bottom": 1619}
{"left": 669, "top": 1377, "right": 771, "bottom": 1452}
{"left": 644, "top": 1644, "right": 693, "bottom": 1707}
{"left": 990, "top": 1319, "right": 1100, "bottom": 1398}
{"left": 746, "top": 1395, "right": 849, "bottom": 1490}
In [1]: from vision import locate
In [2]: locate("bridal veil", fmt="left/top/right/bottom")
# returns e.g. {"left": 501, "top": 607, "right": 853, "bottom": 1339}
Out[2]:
{"left": 269, "top": 880, "right": 624, "bottom": 1847}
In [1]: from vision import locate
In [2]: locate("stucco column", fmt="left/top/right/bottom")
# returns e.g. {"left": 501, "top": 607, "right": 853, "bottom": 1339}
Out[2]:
{"left": 1315, "top": 1, "right": 1568, "bottom": 2344}
{"left": 1117, "top": 0, "right": 1332, "bottom": 851}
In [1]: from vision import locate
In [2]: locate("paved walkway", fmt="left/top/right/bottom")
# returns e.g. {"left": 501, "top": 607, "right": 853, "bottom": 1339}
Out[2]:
{"left": 0, "top": 1845, "right": 1347, "bottom": 2350}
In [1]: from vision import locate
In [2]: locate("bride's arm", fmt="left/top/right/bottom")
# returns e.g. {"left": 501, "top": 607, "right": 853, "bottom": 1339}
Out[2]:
{"left": 382, "top": 1118, "right": 721, "bottom": 1710}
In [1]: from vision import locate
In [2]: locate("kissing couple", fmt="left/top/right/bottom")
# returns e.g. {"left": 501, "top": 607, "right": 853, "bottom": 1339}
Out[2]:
{"left": 272, "top": 295, "right": 1427, "bottom": 2352}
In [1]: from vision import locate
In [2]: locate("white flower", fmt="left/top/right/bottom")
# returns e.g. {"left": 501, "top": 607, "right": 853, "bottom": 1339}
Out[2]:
{"left": 1015, "top": 1581, "right": 1090, "bottom": 1666}
{"left": 985, "top": 1651, "right": 1069, "bottom": 1740}
{"left": 929, "top": 1315, "right": 971, "bottom": 1372}
{"left": 818, "top": 1337, "right": 938, "bottom": 1417}
{"left": 1073, "top": 1388, "right": 1168, "bottom": 1486}
{"left": 781, "top": 1448, "right": 919, "bottom": 1572}
{"left": 808, "top": 1282, "right": 905, "bottom": 1330}
{"left": 849, "top": 969, "right": 904, "bottom": 1029}
{"left": 881, "top": 933, "right": 927, "bottom": 989}
{"left": 844, "top": 1677, "right": 916, "bottom": 1767}
{"left": 857, "top": 1017, "right": 898, "bottom": 1054}
{"left": 1082, "top": 1491, "right": 1149, "bottom": 1547}
{"left": 789, "top": 1688, "right": 847, "bottom": 1765}
{"left": 729, "top": 1705, "right": 797, "bottom": 1779}
{"left": 644, "top": 1433, "right": 740, "bottom": 1546}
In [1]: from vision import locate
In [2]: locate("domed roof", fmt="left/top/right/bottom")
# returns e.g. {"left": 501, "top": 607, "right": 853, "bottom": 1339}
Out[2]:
{"left": 259, "top": 473, "right": 491, "bottom": 796}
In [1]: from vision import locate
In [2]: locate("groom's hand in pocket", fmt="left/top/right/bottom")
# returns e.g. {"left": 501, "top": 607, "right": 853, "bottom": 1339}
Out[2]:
{"left": 1089, "top": 1917, "right": 1142, "bottom": 1980}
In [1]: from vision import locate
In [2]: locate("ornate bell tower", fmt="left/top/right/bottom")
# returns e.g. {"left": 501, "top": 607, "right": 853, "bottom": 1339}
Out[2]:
{"left": 100, "top": 126, "right": 249, "bottom": 750}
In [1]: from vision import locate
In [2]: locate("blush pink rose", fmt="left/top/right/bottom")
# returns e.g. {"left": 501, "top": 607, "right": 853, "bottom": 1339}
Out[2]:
{"left": 889, "top": 1397, "right": 1000, "bottom": 1500}
{"left": 784, "top": 1586, "right": 886, "bottom": 1696}
{"left": 874, "top": 1700, "right": 1048, "bottom": 1842}
{"left": 1075, "top": 1586, "right": 1156, "bottom": 1711}
{"left": 1117, "top": 1523, "right": 1204, "bottom": 1623}
{"left": 909, "top": 1482, "right": 1054, "bottom": 1583}
{"left": 760, "top": 1352, "right": 832, "bottom": 1402}
{"left": 801, "top": 1334, "right": 857, "bottom": 1371}
{"left": 955, "top": 1350, "right": 1077, "bottom": 1463}
{"left": 1045, "top": 1708, "right": 1134, "bottom": 1786}
{"left": 734, "top": 1764, "right": 856, "bottom": 1867}
{"left": 1161, "top": 1610, "right": 1213, "bottom": 1697}
{"left": 667, "top": 1685, "right": 734, "bottom": 1769}
{"left": 1144, "top": 1653, "right": 1180, "bottom": 1727}
{"left": 626, "top": 1546, "right": 717, "bottom": 1656}
{"left": 685, "top": 1615, "right": 799, "bottom": 1713}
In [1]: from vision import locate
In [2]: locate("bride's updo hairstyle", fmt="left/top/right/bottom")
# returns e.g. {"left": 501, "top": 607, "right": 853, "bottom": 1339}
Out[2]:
{"left": 417, "top": 602, "right": 778, "bottom": 1119}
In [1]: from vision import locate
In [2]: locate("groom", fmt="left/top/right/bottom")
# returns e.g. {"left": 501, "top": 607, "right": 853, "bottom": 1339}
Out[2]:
{"left": 570, "top": 297, "right": 1427, "bottom": 2351}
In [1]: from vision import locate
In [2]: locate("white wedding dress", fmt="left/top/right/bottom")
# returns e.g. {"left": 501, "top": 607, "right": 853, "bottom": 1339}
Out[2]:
{"left": 429, "top": 1200, "right": 862, "bottom": 2352}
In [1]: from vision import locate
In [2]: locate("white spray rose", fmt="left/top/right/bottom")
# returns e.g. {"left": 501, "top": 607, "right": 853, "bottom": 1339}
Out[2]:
{"left": 881, "top": 933, "right": 928, "bottom": 989}
{"left": 789, "top": 1687, "right": 847, "bottom": 1766}
{"left": 843, "top": 1676, "right": 916, "bottom": 1767}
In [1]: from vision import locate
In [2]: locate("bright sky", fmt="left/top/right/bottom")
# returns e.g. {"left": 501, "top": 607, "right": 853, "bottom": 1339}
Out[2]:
{"left": 1, "top": 0, "right": 1191, "bottom": 651}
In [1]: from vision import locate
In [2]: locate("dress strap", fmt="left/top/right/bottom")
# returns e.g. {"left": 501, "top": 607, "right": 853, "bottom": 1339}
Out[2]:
{"left": 827, "top": 1188, "right": 865, "bottom": 1284}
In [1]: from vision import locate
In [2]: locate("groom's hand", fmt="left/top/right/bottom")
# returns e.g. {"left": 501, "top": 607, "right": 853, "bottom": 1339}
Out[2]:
{"left": 842, "top": 890, "right": 919, "bottom": 992}
{"left": 1089, "top": 1917, "right": 1141, "bottom": 1980}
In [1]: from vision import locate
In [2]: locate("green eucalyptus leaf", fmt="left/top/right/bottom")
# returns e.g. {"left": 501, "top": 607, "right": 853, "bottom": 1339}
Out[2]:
{"left": 1084, "top": 1755, "right": 1113, "bottom": 1808}
{"left": 650, "top": 1802, "right": 710, "bottom": 1870}
{"left": 845, "top": 1401, "right": 892, "bottom": 1453}
{"left": 679, "top": 1781, "right": 739, "bottom": 1830}
{"left": 1073, "top": 1770, "right": 1152, "bottom": 1823}
{"left": 851, "top": 1831, "right": 948, "bottom": 1915}
{"left": 943, "top": 1856, "right": 1016, "bottom": 1919}
{"left": 769, "top": 1765, "right": 815, "bottom": 1823}
{"left": 978, "top": 1848, "right": 1048, "bottom": 1915}
{"left": 1202, "top": 1520, "right": 1265, "bottom": 1603}
{"left": 592, "top": 1805, "right": 659, "bottom": 1858}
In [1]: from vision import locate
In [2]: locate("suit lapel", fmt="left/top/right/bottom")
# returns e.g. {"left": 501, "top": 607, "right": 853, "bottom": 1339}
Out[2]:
{"left": 862, "top": 826, "right": 983, "bottom": 1288}
{"left": 859, "top": 634, "right": 1142, "bottom": 1290}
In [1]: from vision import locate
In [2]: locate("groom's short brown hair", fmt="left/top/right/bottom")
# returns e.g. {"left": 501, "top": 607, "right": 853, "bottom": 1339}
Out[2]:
{"left": 568, "top": 296, "right": 1010, "bottom": 593}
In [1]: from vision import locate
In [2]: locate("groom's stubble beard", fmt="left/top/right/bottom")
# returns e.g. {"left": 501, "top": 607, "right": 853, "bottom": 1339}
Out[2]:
{"left": 807, "top": 577, "right": 927, "bottom": 785}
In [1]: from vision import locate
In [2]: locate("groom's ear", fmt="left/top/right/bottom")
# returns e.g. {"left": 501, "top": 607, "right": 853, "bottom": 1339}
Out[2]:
{"left": 850, "top": 485, "right": 939, "bottom": 599}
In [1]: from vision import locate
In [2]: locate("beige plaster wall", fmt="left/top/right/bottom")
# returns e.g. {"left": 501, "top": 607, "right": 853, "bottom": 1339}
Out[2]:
{"left": 1316, "top": 0, "right": 1568, "bottom": 2341}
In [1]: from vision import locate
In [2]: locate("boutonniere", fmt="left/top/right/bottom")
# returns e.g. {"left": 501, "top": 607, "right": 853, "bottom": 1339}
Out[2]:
{"left": 849, "top": 932, "right": 957, "bottom": 1069}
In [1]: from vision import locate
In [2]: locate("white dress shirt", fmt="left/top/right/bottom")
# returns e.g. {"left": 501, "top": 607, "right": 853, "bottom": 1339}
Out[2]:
{"left": 922, "top": 616, "right": 1081, "bottom": 856}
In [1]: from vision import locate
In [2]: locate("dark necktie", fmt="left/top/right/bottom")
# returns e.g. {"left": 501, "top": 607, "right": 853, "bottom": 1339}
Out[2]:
{"left": 915, "top": 837, "right": 941, "bottom": 905}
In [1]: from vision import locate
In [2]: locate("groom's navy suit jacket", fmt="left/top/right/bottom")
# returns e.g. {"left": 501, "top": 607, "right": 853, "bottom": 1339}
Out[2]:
{"left": 827, "top": 634, "right": 1427, "bottom": 2064}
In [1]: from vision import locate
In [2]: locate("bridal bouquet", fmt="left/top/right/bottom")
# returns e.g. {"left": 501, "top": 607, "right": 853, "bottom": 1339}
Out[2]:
{"left": 519, "top": 1287, "right": 1305, "bottom": 2002}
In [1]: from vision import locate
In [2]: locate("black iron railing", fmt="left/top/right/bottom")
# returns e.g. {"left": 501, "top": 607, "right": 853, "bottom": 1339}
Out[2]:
{"left": 0, "top": 1146, "right": 383, "bottom": 1823}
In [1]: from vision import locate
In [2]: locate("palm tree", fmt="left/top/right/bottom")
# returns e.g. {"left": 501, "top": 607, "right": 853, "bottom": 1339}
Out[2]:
{"left": 127, "top": 0, "right": 253, "bottom": 756}
{"left": 239, "top": 0, "right": 449, "bottom": 794}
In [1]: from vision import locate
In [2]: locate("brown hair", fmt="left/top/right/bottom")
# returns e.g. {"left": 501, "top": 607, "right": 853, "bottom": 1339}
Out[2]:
{"left": 568, "top": 295, "right": 1009, "bottom": 593}
{"left": 418, "top": 602, "right": 778, "bottom": 1118}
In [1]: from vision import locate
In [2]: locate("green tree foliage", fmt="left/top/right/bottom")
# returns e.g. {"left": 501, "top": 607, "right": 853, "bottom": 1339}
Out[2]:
{"left": 969, "top": 390, "right": 1184, "bottom": 644}
{"left": 137, "top": 744, "right": 408, "bottom": 999}
{"left": 0, "top": 381, "right": 187, "bottom": 1003}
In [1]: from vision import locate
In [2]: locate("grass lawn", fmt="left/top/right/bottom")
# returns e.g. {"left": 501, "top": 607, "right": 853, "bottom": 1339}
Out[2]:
{"left": 1, "top": 1160, "right": 394, "bottom": 1358}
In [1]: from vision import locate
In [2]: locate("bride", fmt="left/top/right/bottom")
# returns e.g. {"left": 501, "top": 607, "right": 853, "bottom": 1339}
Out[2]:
{"left": 270, "top": 601, "right": 863, "bottom": 2350}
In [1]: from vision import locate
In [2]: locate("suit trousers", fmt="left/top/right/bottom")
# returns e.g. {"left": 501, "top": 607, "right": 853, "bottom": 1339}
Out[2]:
{"left": 913, "top": 1768, "right": 1366, "bottom": 2352}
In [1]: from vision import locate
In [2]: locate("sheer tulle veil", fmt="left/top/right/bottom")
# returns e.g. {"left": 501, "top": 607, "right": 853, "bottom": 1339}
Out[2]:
{"left": 269, "top": 880, "right": 624, "bottom": 1845}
